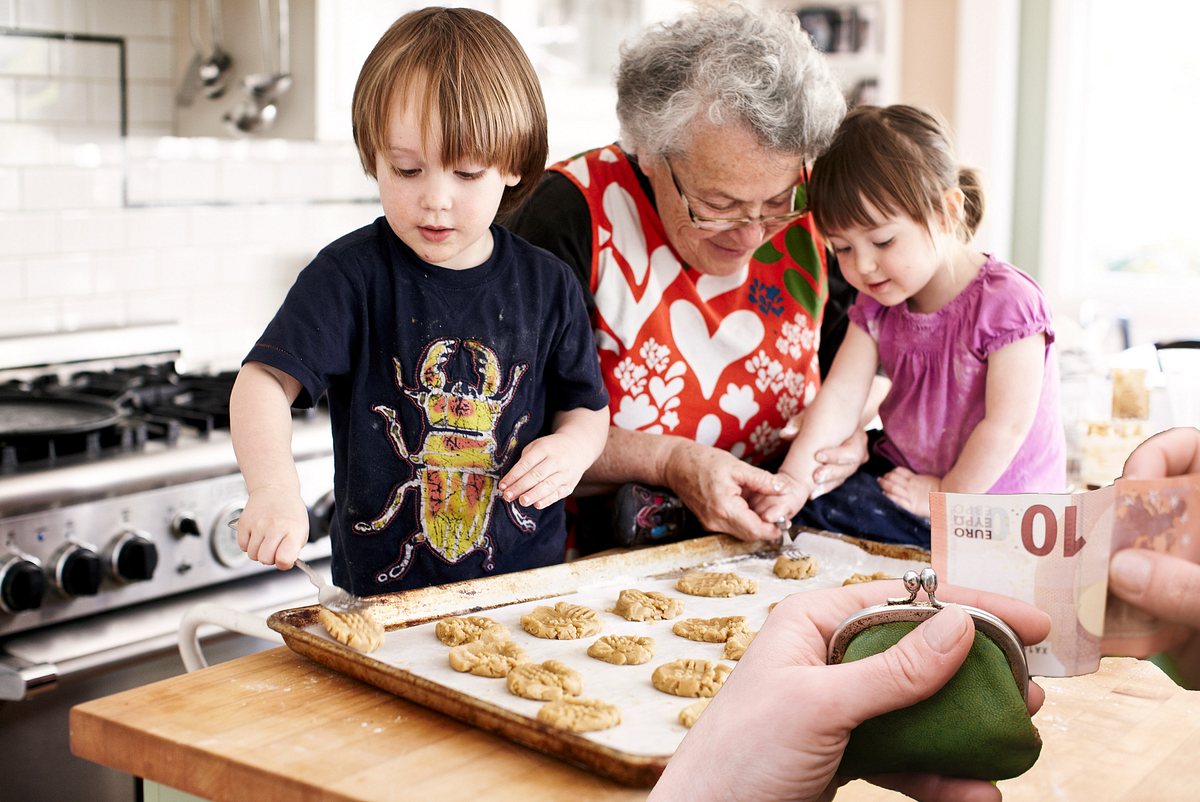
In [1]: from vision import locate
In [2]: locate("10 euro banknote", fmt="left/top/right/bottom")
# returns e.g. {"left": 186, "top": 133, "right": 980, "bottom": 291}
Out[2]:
{"left": 931, "top": 474, "right": 1199, "bottom": 677}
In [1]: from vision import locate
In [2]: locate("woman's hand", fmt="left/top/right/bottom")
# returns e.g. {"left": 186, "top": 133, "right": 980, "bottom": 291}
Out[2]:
{"left": 662, "top": 440, "right": 795, "bottom": 541}
{"left": 650, "top": 582, "right": 1051, "bottom": 802}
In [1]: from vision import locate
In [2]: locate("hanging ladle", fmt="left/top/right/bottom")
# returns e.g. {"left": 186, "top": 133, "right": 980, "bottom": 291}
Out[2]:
{"left": 223, "top": 0, "right": 292, "bottom": 135}
{"left": 197, "top": 0, "right": 232, "bottom": 99}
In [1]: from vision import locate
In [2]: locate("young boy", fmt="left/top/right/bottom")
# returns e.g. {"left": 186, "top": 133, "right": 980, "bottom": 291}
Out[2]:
{"left": 229, "top": 8, "right": 610, "bottom": 594}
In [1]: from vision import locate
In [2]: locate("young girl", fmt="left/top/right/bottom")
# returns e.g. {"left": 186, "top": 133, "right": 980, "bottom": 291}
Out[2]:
{"left": 757, "top": 104, "right": 1065, "bottom": 546}
{"left": 229, "top": 8, "right": 609, "bottom": 593}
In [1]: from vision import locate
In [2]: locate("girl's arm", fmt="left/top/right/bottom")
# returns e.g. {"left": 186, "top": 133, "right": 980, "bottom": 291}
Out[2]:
{"left": 499, "top": 405, "right": 609, "bottom": 510}
{"left": 940, "top": 333, "right": 1047, "bottom": 492}
{"left": 229, "top": 361, "right": 310, "bottom": 569}
{"left": 756, "top": 325, "right": 880, "bottom": 523}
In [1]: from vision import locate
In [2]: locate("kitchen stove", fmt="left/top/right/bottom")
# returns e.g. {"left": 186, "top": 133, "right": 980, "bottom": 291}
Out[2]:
{"left": 0, "top": 324, "right": 336, "bottom": 696}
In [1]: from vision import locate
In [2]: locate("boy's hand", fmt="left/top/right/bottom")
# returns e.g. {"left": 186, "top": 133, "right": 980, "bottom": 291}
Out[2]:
{"left": 499, "top": 432, "right": 592, "bottom": 510}
{"left": 878, "top": 467, "right": 940, "bottom": 518}
{"left": 236, "top": 485, "right": 310, "bottom": 569}
{"left": 750, "top": 470, "right": 813, "bottom": 529}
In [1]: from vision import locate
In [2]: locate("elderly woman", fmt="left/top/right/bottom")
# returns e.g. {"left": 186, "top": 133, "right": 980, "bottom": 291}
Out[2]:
{"left": 509, "top": 5, "right": 866, "bottom": 547}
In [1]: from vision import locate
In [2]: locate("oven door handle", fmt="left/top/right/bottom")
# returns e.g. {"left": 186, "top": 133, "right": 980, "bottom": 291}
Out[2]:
{"left": 178, "top": 602, "right": 282, "bottom": 672}
{"left": 0, "top": 655, "right": 57, "bottom": 700}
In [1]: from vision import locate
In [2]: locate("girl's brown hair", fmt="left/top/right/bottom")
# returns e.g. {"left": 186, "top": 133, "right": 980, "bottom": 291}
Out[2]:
{"left": 351, "top": 7, "right": 548, "bottom": 217}
{"left": 809, "top": 104, "right": 984, "bottom": 241}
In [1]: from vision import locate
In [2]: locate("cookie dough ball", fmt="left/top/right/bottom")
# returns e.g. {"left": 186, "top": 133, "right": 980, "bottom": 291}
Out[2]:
{"left": 435, "top": 615, "right": 509, "bottom": 646}
{"left": 587, "top": 635, "right": 655, "bottom": 666}
{"left": 773, "top": 554, "right": 819, "bottom": 580}
{"left": 318, "top": 606, "right": 384, "bottom": 653}
{"left": 612, "top": 589, "right": 684, "bottom": 622}
{"left": 675, "top": 571, "right": 757, "bottom": 598}
{"left": 520, "top": 601, "right": 602, "bottom": 640}
{"left": 722, "top": 629, "right": 756, "bottom": 661}
{"left": 537, "top": 697, "right": 621, "bottom": 733}
{"left": 678, "top": 698, "right": 712, "bottom": 729}
{"left": 671, "top": 616, "right": 747, "bottom": 643}
{"left": 506, "top": 660, "right": 584, "bottom": 701}
{"left": 448, "top": 638, "right": 528, "bottom": 678}
{"left": 651, "top": 658, "right": 732, "bottom": 698}
{"left": 843, "top": 571, "right": 893, "bottom": 586}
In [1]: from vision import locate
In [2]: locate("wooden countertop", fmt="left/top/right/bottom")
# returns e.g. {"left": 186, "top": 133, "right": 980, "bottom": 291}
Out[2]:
{"left": 71, "top": 647, "right": 1200, "bottom": 801}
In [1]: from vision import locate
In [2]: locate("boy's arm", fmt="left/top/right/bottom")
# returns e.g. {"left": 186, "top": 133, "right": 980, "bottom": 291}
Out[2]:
{"left": 939, "top": 333, "right": 1046, "bottom": 492}
{"left": 229, "top": 361, "right": 310, "bottom": 569}
{"left": 756, "top": 326, "right": 880, "bottom": 523}
{"left": 499, "top": 405, "right": 609, "bottom": 510}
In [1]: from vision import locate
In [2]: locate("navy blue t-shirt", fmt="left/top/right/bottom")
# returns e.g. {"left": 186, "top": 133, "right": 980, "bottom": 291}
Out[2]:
{"left": 246, "top": 218, "right": 609, "bottom": 594}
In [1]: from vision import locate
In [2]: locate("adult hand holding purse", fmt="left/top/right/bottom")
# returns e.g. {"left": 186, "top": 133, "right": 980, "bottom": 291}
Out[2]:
{"left": 828, "top": 568, "right": 1043, "bottom": 780}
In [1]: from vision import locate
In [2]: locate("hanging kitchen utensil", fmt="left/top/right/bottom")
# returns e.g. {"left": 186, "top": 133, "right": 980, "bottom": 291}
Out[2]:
{"left": 175, "top": 0, "right": 206, "bottom": 106}
{"left": 198, "top": 0, "right": 232, "bottom": 99}
{"left": 223, "top": 0, "right": 292, "bottom": 135}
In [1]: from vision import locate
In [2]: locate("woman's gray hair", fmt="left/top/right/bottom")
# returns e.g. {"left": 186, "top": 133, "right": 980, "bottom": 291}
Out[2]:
{"left": 616, "top": 4, "right": 845, "bottom": 161}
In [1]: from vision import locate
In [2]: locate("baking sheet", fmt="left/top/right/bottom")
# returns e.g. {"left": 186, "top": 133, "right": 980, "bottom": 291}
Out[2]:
{"left": 269, "top": 531, "right": 928, "bottom": 785}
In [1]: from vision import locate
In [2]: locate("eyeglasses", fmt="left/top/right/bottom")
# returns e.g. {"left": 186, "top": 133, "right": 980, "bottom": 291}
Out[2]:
{"left": 665, "top": 158, "right": 809, "bottom": 232}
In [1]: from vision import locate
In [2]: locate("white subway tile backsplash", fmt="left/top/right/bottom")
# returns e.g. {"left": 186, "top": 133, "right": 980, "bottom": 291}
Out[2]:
{"left": 127, "top": 81, "right": 173, "bottom": 128}
{"left": 0, "top": 257, "right": 24, "bottom": 299}
{"left": 91, "top": 251, "right": 155, "bottom": 291}
{"left": 0, "top": 167, "right": 18, "bottom": 209}
{"left": 0, "top": 77, "right": 16, "bottom": 119}
{"left": 0, "top": 209, "right": 57, "bottom": 255}
{"left": 18, "top": 76, "right": 90, "bottom": 122}
{"left": 25, "top": 251, "right": 92, "bottom": 297}
{"left": 154, "top": 245, "right": 216, "bottom": 288}
{"left": 126, "top": 39, "right": 173, "bottom": 82}
{"left": 88, "top": 79, "right": 121, "bottom": 124}
{"left": 60, "top": 292, "right": 127, "bottom": 329}
{"left": 49, "top": 39, "right": 119, "bottom": 79}
{"left": 87, "top": 0, "right": 172, "bottom": 39}
{"left": 21, "top": 165, "right": 115, "bottom": 209}
{"left": 59, "top": 208, "right": 128, "bottom": 252}
{"left": 0, "top": 35, "right": 50, "bottom": 77}
{"left": 0, "top": 298, "right": 62, "bottom": 335}
{"left": 122, "top": 206, "right": 189, "bottom": 249}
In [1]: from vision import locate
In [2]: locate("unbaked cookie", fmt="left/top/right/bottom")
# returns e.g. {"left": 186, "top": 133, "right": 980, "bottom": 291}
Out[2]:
{"left": 651, "top": 658, "right": 732, "bottom": 697}
{"left": 318, "top": 606, "right": 384, "bottom": 653}
{"left": 671, "top": 616, "right": 747, "bottom": 643}
{"left": 843, "top": 571, "right": 893, "bottom": 585}
{"left": 722, "top": 629, "right": 756, "bottom": 660}
{"left": 520, "top": 601, "right": 602, "bottom": 640}
{"left": 434, "top": 615, "right": 509, "bottom": 646}
{"left": 773, "top": 554, "right": 819, "bottom": 580}
{"left": 586, "top": 634, "right": 655, "bottom": 666}
{"left": 448, "top": 638, "right": 528, "bottom": 677}
{"left": 536, "top": 697, "right": 621, "bottom": 732}
{"left": 678, "top": 697, "right": 712, "bottom": 728}
{"left": 506, "top": 659, "right": 583, "bottom": 701}
{"left": 612, "top": 588, "right": 684, "bottom": 622}
{"left": 675, "top": 571, "right": 757, "bottom": 597}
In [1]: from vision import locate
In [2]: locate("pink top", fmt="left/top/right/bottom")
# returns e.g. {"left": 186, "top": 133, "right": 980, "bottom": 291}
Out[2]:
{"left": 849, "top": 255, "right": 1066, "bottom": 493}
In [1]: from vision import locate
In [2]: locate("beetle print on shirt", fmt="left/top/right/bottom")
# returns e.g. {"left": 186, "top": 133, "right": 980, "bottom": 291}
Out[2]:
{"left": 352, "top": 338, "right": 534, "bottom": 585}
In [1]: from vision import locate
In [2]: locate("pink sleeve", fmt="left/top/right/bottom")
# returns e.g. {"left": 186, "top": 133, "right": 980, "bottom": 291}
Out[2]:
{"left": 847, "top": 294, "right": 884, "bottom": 341}
{"left": 972, "top": 263, "right": 1056, "bottom": 360}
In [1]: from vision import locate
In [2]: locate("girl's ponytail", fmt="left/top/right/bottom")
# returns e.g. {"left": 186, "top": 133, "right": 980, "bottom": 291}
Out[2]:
{"left": 957, "top": 166, "right": 985, "bottom": 240}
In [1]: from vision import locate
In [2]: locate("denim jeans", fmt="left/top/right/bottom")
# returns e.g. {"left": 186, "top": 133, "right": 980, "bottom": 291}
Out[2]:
{"left": 795, "top": 469, "right": 931, "bottom": 548}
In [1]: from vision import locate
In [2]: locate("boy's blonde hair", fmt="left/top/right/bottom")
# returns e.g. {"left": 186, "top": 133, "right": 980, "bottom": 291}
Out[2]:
{"left": 809, "top": 104, "right": 984, "bottom": 242}
{"left": 351, "top": 7, "right": 548, "bottom": 217}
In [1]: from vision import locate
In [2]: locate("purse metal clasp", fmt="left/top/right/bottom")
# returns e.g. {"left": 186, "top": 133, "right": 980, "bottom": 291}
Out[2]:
{"left": 828, "top": 567, "right": 1031, "bottom": 701}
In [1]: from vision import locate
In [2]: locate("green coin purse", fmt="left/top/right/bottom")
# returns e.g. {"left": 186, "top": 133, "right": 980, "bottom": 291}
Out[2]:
{"left": 827, "top": 568, "right": 1043, "bottom": 781}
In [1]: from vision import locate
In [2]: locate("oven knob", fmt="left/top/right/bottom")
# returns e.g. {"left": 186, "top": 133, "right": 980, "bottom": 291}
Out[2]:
{"left": 307, "top": 491, "right": 335, "bottom": 542}
{"left": 0, "top": 557, "right": 46, "bottom": 613}
{"left": 172, "top": 512, "right": 202, "bottom": 538}
{"left": 53, "top": 546, "right": 103, "bottom": 597}
{"left": 109, "top": 530, "right": 159, "bottom": 583}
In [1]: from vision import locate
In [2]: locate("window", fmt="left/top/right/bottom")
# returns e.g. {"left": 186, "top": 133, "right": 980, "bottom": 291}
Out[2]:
{"left": 1039, "top": 0, "right": 1200, "bottom": 345}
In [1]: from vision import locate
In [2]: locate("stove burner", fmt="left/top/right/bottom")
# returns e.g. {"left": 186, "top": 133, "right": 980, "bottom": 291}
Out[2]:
{"left": 0, "top": 364, "right": 314, "bottom": 474}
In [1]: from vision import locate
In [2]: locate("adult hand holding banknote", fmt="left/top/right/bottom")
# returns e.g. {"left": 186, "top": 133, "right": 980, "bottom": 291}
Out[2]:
{"left": 1109, "top": 427, "right": 1200, "bottom": 688}
{"left": 931, "top": 427, "right": 1200, "bottom": 680}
